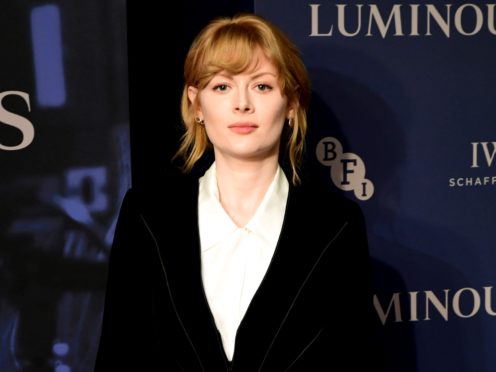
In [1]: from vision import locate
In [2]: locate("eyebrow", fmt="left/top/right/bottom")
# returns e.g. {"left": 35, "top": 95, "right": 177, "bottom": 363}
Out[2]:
{"left": 216, "top": 71, "right": 278, "bottom": 80}
{"left": 251, "top": 71, "right": 277, "bottom": 79}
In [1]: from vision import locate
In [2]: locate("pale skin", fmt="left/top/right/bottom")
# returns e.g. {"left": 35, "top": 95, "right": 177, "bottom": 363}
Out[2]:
{"left": 188, "top": 47, "right": 295, "bottom": 227}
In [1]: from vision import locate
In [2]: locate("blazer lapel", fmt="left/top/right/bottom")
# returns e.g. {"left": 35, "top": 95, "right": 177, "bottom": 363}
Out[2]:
{"left": 232, "top": 184, "right": 346, "bottom": 371}
{"left": 139, "top": 172, "right": 346, "bottom": 371}
{"left": 140, "top": 175, "right": 230, "bottom": 371}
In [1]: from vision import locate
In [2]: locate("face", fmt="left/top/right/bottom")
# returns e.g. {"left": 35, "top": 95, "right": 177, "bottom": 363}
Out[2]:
{"left": 188, "top": 47, "right": 293, "bottom": 164}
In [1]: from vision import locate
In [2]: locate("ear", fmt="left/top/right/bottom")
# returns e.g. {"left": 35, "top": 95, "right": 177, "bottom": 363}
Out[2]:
{"left": 188, "top": 86, "right": 202, "bottom": 117}
{"left": 187, "top": 86, "right": 198, "bottom": 104}
{"left": 287, "top": 103, "right": 297, "bottom": 121}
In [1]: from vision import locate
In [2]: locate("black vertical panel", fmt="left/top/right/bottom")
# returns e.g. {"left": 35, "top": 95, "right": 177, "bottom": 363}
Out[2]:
{"left": 126, "top": 0, "right": 254, "bottom": 188}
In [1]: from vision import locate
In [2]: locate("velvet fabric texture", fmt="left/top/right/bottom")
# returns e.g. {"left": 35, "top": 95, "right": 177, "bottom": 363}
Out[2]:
{"left": 94, "top": 169, "right": 377, "bottom": 371}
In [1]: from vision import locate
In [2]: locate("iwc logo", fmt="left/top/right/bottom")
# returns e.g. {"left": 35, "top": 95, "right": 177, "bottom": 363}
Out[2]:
{"left": 449, "top": 141, "right": 496, "bottom": 187}
{"left": 316, "top": 136, "right": 374, "bottom": 200}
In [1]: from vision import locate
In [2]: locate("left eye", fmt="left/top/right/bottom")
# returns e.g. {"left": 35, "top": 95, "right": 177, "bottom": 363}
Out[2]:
{"left": 256, "top": 84, "right": 272, "bottom": 91}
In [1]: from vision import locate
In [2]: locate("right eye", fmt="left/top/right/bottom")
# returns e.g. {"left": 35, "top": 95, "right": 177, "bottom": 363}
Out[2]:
{"left": 213, "top": 84, "right": 228, "bottom": 91}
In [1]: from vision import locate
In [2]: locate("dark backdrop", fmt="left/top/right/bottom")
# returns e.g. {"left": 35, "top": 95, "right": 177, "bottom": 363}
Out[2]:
{"left": 126, "top": 0, "right": 253, "bottom": 187}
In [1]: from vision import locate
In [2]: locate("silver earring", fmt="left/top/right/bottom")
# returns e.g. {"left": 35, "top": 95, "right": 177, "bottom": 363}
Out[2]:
{"left": 288, "top": 118, "right": 293, "bottom": 127}
{"left": 195, "top": 117, "right": 204, "bottom": 125}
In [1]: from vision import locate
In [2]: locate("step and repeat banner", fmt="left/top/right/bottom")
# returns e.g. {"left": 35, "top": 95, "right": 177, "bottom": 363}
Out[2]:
{"left": 256, "top": 1, "right": 495, "bottom": 371}
{"left": 0, "top": 2, "right": 129, "bottom": 371}
{"left": 1, "top": 1, "right": 494, "bottom": 371}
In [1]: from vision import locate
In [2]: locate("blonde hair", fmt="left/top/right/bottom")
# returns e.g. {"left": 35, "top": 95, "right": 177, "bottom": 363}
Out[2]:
{"left": 175, "top": 13, "right": 311, "bottom": 185}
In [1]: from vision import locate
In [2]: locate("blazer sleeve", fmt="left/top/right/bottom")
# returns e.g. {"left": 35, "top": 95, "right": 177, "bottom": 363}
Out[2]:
{"left": 290, "top": 200, "right": 382, "bottom": 371}
{"left": 338, "top": 201, "right": 383, "bottom": 370}
{"left": 93, "top": 188, "right": 168, "bottom": 371}
{"left": 328, "top": 201, "right": 383, "bottom": 370}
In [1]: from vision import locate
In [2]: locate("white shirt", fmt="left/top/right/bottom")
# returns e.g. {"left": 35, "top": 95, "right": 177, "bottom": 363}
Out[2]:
{"left": 198, "top": 162, "right": 289, "bottom": 361}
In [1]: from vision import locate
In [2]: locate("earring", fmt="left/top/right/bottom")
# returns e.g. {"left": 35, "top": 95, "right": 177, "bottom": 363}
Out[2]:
{"left": 288, "top": 118, "right": 293, "bottom": 127}
{"left": 195, "top": 117, "right": 204, "bottom": 125}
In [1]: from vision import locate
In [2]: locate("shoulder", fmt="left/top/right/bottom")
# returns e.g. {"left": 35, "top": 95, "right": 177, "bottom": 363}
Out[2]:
{"left": 291, "top": 180, "right": 364, "bottom": 221}
{"left": 119, "top": 167, "right": 199, "bottom": 214}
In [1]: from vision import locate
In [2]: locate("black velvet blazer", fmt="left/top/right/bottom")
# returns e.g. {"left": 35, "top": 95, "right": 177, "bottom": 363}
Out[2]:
{"left": 94, "top": 170, "right": 377, "bottom": 371}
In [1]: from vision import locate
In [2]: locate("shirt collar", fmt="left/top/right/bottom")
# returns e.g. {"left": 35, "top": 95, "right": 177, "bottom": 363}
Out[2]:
{"left": 198, "top": 162, "right": 289, "bottom": 252}
{"left": 245, "top": 165, "right": 288, "bottom": 247}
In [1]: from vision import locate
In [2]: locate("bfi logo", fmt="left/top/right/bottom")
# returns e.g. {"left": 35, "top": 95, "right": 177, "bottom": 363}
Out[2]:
{"left": 316, "top": 136, "right": 374, "bottom": 200}
{"left": 471, "top": 142, "right": 496, "bottom": 168}
{"left": 0, "top": 90, "right": 34, "bottom": 151}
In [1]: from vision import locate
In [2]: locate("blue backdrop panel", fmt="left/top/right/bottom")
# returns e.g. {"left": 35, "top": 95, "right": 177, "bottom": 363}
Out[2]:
{"left": 256, "top": 1, "right": 496, "bottom": 371}
{"left": 0, "top": 2, "right": 129, "bottom": 371}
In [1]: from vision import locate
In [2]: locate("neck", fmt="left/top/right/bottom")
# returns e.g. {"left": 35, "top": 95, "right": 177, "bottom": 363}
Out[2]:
{"left": 214, "top": 157, "right": 279, "bottom": 227}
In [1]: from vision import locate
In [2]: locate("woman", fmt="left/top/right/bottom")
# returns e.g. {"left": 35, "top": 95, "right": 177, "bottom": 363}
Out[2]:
{"left": 95, "top": 13, "right": 377, "bottom": 371}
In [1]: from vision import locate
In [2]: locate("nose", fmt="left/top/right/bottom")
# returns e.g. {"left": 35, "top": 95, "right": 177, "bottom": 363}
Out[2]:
{"left": 234, "top": 89, "right": 253, "bottom": 113}
{"left": 235, "top": 104, "right": 252, "bottom": 112}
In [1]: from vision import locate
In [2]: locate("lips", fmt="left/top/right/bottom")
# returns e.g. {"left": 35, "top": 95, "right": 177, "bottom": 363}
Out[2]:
{"left": 228, "top": 122, "right": 258, "bottom": 134}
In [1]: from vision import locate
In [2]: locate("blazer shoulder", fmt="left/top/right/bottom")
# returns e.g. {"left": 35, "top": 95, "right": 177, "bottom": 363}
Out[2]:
{"left": 132, "top": 167, "right": 198, "bottom": 202}
{"left": 295, "top": 181, "right": 365, "bottom": 221}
